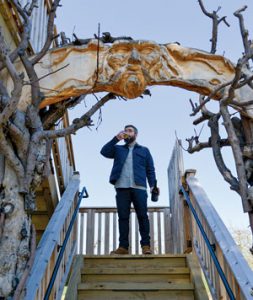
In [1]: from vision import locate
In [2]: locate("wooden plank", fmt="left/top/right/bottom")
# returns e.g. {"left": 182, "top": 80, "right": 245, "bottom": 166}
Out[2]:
{"left": 183, "top": 200, "right": 192, "bottom": 253}
{"left": 79, "top": 207, "right": 169, "bottom": 214}
{"left": 86, "top": 209, "right": 95, "bottom": 255}
{"left": 82, "top": 267, "right": 190, "bottom": 275}
{"left": 149, "top": 212, "right": 154, "bottom": 253}
{"left": 64, "top": 255, "right": 83, "bottom": 300}
{"left": 78, "top": 290, "right": 195, "bottom": 300}
{"left": 112, "top": 212, "right": 117, "bottom": 251}
{"left": 78, "top": 281, "right": 194, "bottom": 290}
{"left": 83, "top": 258, "right": 187, "bottom": 268}
{"left": 104, "top": 213, "right": 110, "bottom": 254}
{"left": 129, "top": 212, "right": 132, "bottom": 254}
{"left": 135, "top": 213, "right": 139, "bottom": 254}
{"left": 186, "top": 253, "right": 210, "bottom": 300}
{"left": 157, "top": 211, "right": 162, "bottom": 254}
{"left": 164, "top": 208, "right": 172, "bottom": 253}
{"left": 82, "top": 273, "right": 191, "bottom": 283}
{"left": 84, "top": 254, "right": 187, "bottom": 259}
{"left": 79, "top": 213, "right": 84, "bottom": 255}
{"left": 97, "top": 213, "right": 102, "bottom": 255}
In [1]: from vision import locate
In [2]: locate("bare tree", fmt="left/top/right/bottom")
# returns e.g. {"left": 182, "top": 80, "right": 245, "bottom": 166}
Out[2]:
{"left": 185, "top": 1, "right": 253, "bottom": 253}
{"left": 0, "top": 1, "right": 125, "bottom": 297}
{"left": 1, "top": 0, "right": 253, "bottom": 298}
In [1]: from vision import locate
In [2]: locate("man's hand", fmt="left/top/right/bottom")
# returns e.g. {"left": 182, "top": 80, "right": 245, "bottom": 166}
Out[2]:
{"left": 150, "top": 187, "right": 160, "bottom": 195}
{"left": 116, "top": 131, "right": 127, "bottom": 140}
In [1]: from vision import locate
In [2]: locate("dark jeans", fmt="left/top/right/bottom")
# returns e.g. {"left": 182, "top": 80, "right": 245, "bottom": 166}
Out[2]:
{"left": 115, "top": 188, "right": 150, "bottom": 249}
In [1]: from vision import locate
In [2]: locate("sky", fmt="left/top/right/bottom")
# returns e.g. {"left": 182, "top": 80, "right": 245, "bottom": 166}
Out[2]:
{"left": 55, "top": 0, "right": 253, "bottom": 231}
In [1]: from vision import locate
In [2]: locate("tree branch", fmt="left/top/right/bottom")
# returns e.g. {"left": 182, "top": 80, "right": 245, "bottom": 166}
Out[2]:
{"left": 234, "top": 6, "right": 251, "bottom": 60}
{"left": 20, "top": 55, "right": 41, "bottom": 108}
{"left": 0, "top": 0, "right": 32, "bottom": 71}
{"left": 190, "top": 80, "right": 233, "bottom": 116}
{"left": 208, "top": 113, "right": 239, "bottom": 192}
{"left": 186, "top": 137, "right": 229, "bottom": 153}
{"left": 198, "top": 0, "right": 230, "bottom": 54}
{"left": 0, "top": 31, "right": 23, "bottom": 125}
{"left": 220, "top": 99, "right": 251, "bottom": 211}
{"left": 41, "top": 93, "right": 116, "bottom": 139}
{"left": 42, "top": 95, "right": 85, "bottom": 130}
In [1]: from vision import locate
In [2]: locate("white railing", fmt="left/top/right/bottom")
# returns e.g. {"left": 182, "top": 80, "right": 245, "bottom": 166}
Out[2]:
{"left": 24, "top": 173, "right": 80, "bottom": 300}
{"left": 78, "top": 206, "right": 173, "bottom": 255}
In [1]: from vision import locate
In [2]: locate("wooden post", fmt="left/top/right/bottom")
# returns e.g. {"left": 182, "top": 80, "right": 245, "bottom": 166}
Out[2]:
{"left": 182, "top": 169, "right": 196, "bottom": 253}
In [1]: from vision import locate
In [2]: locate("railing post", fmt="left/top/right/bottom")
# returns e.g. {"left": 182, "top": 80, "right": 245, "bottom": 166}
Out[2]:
{"left": 182, "top": 169, "right": 196, "bottom": 253}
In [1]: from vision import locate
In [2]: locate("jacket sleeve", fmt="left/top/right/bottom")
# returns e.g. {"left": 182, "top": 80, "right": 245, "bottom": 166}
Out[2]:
{"left": 100, "top": 136, "right": 119, "bottom": 159}
{"left": 145, "top": 148, "right": 156, "bottom": 188}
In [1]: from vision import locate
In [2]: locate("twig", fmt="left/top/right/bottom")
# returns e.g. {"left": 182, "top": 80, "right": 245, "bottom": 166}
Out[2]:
{"left": 28, "top": 63, "right": 69, "bottom": 85}
{"left": 198, "top": 0, "right": 229, "bottom": 54}
{"left": 190, "top": 80, "right": 233, "bottom": 116}
{"left": 234, "top": 6, "right": 251, "bottom": 60}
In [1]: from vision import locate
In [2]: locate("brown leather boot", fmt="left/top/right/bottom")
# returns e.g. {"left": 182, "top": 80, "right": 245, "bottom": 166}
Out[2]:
{"left": 142, "top": 245, "right": 152, "bottom": 255}
{"left": 110, "top": 247, "right": 129, "bottom": 255}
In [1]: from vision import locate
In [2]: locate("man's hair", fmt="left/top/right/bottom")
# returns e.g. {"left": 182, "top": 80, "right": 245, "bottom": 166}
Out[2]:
{"left": 124, "top": 124, "right": 138, "bottom": 134}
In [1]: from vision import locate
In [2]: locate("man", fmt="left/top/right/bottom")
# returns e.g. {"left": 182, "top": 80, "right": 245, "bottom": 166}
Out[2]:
{"left": 100, "top": 125, "right": 159, "bottom": 255}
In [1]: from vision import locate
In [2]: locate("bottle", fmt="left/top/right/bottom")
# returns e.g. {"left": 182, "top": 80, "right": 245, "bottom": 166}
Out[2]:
{"left": 151, "top": 180, "right": 159, "bottom": 202}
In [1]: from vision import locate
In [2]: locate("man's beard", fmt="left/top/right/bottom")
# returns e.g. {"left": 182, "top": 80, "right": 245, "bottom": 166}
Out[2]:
{"left": 124, "top": 136, "right": 136, "bottom": 144}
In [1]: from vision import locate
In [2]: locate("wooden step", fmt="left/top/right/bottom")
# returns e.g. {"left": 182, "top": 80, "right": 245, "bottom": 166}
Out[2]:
{"left": 83, "top": 255, "right": 187, "bottom": 269}
{"left": 79, "top": 281, "right": 194, "bottom": 290}
{"left": 82, "top": 272, "right": 191, "bottom": 284}
{"left": 66, "top": 254, "right": 209, "bottom": 300}
{"left": 78, "top": 282, "right": 195, "bottom": 300}
{"left": 78, "top": 289, "right": 194, "bottom": 300}
{"left": 83, "top": 266, "right": 190, "bottom": 275}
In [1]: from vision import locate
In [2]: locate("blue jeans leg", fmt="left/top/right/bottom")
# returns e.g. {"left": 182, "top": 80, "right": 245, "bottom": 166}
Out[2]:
{"left": 115, "top": 188, "right": 131, "bottom": 249}
{"left": 131, "top": 189, "right": 150, "bottom": 247}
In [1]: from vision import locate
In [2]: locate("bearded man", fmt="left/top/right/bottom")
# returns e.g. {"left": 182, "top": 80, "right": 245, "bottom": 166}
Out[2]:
{"left": 100, "top": 125, "right": 159, "bottom": 255}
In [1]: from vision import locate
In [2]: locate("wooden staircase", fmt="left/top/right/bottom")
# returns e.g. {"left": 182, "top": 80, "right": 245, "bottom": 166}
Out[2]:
{"left": 66, "top": 254, "right": 209, "bottom": 300}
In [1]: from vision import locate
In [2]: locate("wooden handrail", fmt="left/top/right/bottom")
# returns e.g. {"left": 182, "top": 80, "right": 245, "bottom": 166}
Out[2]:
{"left": 186, "top": 175, "right": 253, "bottom": 300}
{"left": 24, "top": 173, "right": 80, "bottom": 300}
{"left": 168, "top": 139, "right": 253, "bottom": 300}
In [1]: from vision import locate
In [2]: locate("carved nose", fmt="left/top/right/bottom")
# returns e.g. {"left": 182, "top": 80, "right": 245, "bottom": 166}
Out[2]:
{"left": 128, "top": 49, "right": 141, "bottom": 64}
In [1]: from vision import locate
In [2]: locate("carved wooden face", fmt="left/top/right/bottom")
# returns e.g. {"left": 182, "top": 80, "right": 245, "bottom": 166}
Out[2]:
{"left": 103, "top": 41, "right": 161, "bottom": 98}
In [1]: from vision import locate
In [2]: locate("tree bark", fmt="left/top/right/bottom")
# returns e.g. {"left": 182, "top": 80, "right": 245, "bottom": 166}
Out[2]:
{"left": 0, "top": 161, "right": 31, "bottom": 297}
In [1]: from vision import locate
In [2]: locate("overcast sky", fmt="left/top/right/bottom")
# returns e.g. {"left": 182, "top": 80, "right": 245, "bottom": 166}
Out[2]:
{"left": 55, "top": 0, "right": 253, "bottom": 231}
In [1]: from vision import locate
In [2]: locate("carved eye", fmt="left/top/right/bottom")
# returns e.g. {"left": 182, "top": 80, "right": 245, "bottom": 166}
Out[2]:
{"left": 108, "top": 54, "right": 127, "bottom": 66}
{"left": 140, "top": 47, "right": 156, "bottom": 55}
